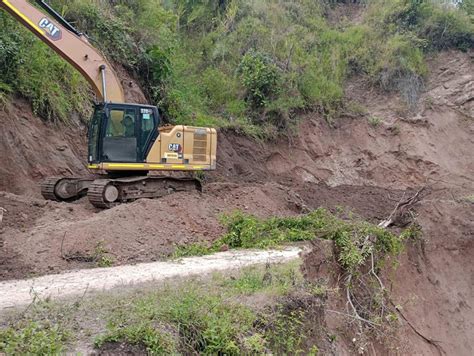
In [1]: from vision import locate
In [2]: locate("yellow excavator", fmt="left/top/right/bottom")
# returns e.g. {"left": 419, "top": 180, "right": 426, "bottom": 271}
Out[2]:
{"left": 0, "top": 0, "right": 217, "bottom": 208}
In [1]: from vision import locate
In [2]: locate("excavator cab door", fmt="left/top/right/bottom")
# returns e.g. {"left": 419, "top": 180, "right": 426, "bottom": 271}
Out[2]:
{"left": 88, "top": 103, "right": 159, "bottom": 164}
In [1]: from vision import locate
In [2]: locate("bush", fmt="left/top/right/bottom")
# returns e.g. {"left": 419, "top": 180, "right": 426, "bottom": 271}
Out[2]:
{"left": 238, "top": 51, "right": 281, "bottom": 111}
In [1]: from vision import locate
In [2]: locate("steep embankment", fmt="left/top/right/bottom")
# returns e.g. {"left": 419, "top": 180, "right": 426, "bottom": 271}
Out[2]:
{"left": 0, "top": 50, "right": 472, "bottom": 353}
{"left": 0, "top": 50, "right": 472, "bottom": 272}
{"left": 0, "top": 98, "right": 87, "bottom": 196}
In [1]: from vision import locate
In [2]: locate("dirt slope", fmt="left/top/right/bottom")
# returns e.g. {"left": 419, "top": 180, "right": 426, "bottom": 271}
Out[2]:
{"left": 0, "top": 98, "right": 87, "bottom": 196}
{"left": 0, "top": 50, "right": 472, "bottom": 354}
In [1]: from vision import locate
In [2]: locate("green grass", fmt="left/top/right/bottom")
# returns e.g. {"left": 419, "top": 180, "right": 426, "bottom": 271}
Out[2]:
{"left": 94, "top": 261, "right": 318, "bottom": 355}
{"left": 368, "top": 116, "right": 383, "bottom": 127}
{"left": 2, "top": 0, "right": 471, "bottom": 131}
{"left": 0, "top": 13, "right": 91, "bottom": 123}
{"left": 463, "top": 195, "right": 474, "bottom": 203}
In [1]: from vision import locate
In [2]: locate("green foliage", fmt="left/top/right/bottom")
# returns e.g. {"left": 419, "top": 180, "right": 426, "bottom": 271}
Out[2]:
{"left": 464, "top": 194, "right": 474, "bottom": 203}
{"left": 264, "top": 306, "right": 317, "bottom": 355}
{"left": 0, "top": 82, "right": 12, "bottom": 108}
{"left": 219, "top": 209, "right": 407, "bottom": 275}
{"left": 97, "top": 285, "right": 255, "bottom": 354}
{"left": 1, "top": 0, "right": 472, "bottom": 129}
{"left": 173, "top": 208, "right": 410, "bottom": 280}
{"left": 0, "top": 321, "right": 68, "bottom": 355}
{"left": 173, "top": 242, "right": 213, "bottom": 258}
{"left": 238, "top": 51, "right": 281, "bottom": 111}
{"left": 222, "top": 261, "right": 303, "bottom": 295}
{"left": 218, "top": 209, "right": 336, "bottom": 249}
{"left": 0, "top": 12, "right": 90, "bottom": 122}
{"left": 460, "top": 0, "right": 474, "bottom": 15}
{"left": 49, "top": 0, "right": 138, "bottom": 66}
{"left": 368, "top": 0, "right": 474, "bottom": 51}
{"left": 94, "top": 241, "right": 114, "bottom": 267}
{"left": 368, "top": 116, "right": 382, "bottom": 127}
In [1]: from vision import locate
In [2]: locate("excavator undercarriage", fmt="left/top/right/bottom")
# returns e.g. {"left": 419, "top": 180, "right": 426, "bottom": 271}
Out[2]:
{"left": 41, "top": 175, "right": 202, "bottom": 209}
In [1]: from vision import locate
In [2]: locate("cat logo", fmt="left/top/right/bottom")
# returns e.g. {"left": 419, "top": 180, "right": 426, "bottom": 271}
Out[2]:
{"left": 38, "top": 18, "right": 62, "bottom": 41}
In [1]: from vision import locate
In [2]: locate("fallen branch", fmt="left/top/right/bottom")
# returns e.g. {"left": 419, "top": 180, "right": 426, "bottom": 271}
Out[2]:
{"left": 327, "top": 309, "right": 380, "bottom": 327}
{"left": 370, "top": 251, "right": 385, "bottom": 291}
{"left": 379, "top": 186, "right": 426, "bottom": 228}
{"left": 345, "top": 274, "right": 379, "bottom": 328}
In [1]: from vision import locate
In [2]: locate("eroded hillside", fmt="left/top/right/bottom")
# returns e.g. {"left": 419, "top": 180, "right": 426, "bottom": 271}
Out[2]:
{"left": 0, "top": 0, "right": 473, "bottom": 354}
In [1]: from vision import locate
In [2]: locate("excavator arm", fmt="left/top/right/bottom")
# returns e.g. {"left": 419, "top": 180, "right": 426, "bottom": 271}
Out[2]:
{"left": 0, "top": 0, "right": 124, "bottom": 103}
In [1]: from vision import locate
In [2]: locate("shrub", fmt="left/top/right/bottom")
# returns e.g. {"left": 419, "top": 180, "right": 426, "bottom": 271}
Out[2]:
{"left": 238, "top": 51, "right": 281, "bottom": 112}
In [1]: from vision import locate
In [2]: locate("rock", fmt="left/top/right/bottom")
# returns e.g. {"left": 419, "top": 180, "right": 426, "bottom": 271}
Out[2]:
{"left": 0, "top": 207, "right": 6, "bottom": 225}
{"left": 219, "top": 244, "right": 229, "bottom": 252}
{"left": 32, "top": 200, "right": 47, "bottom": 207}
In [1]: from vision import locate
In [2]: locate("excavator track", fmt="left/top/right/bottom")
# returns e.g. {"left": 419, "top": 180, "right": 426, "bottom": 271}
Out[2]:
{"left": 40, "top": 177, "right": 93, "bottom": 202}
{"left": 87, "top": 176, "right": 202, "bottom": 209}
{"left": 40, "top": 177, "right": 63, "bottom": 201}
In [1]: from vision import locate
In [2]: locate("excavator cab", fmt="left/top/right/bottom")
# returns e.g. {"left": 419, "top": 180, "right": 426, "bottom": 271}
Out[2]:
{"left": 88, "top": 103, "right": 160, "bottom": 166}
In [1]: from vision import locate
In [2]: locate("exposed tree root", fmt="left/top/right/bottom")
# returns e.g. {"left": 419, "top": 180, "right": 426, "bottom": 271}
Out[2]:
{"left": 390, "top": 301, "right": 446, "bottom": 356}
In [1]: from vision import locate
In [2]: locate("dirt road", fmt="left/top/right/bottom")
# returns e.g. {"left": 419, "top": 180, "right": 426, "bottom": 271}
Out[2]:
{"left": 0, "top": 246, "right": 303, "bottom": 310}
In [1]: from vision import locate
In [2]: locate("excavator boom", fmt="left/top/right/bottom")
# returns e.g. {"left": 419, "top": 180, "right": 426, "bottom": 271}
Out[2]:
{"left": 0, "top": 0, "right": 124, "bottom": 103}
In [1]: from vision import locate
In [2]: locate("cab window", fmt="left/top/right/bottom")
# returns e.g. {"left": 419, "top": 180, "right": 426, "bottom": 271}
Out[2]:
{"left": 106, "top": 109, "right": 137, "bottom": 137}
{"left": 102, "top": 107, "right": 138, "bottom": 162}
{"left": 88, "top": 107, "right": 103, "bottom": 162}
{"left": 139, "top": 108, "right": 155, "bottom": 154}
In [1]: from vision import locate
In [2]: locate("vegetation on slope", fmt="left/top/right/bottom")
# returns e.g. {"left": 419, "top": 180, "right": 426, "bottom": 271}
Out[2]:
{"left": 174, "top": 208, "right": 418, "bottom": 273}
{"left": 0, "top": 0, "right": 472, "bottom": 131}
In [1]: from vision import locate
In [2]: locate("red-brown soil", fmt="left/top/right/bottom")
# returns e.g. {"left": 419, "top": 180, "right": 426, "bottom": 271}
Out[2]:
{"left": 0, "top": 50, "right": 472, "bottom": 354}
